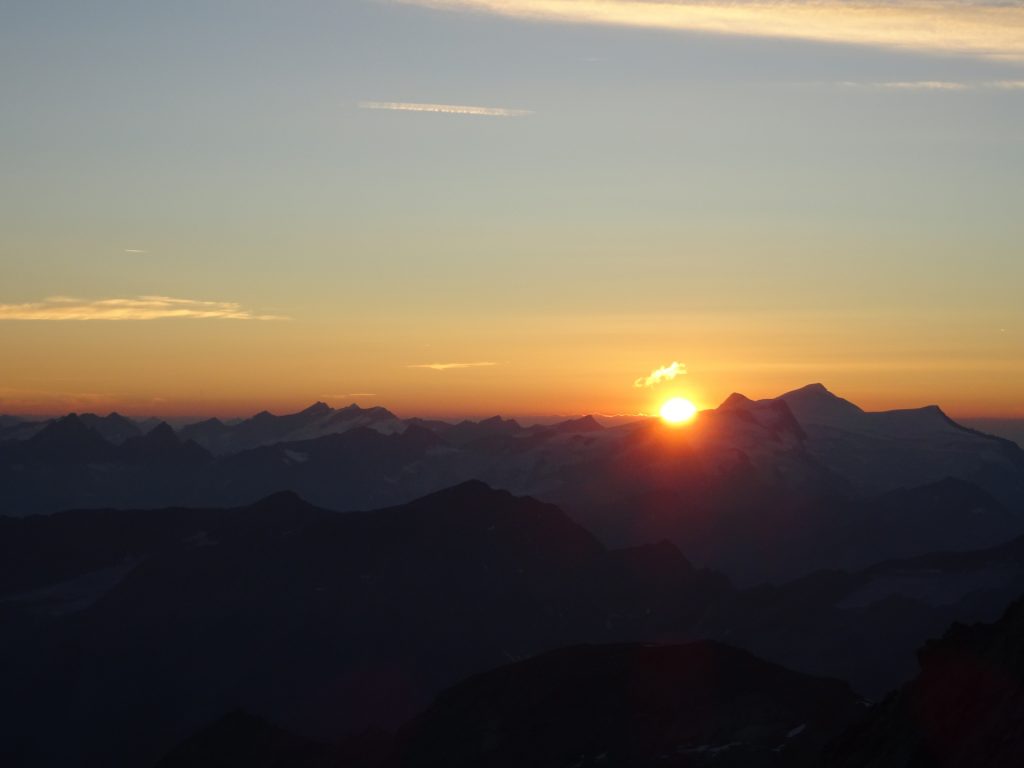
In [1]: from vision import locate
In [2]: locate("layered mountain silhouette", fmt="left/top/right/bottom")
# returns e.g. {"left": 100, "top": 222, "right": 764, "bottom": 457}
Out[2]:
{"left": 6, "top": 482, "right": 1024, "bottom": 765}
{"left": 178, "top": 402, "right": 404, "bottom": 453}
{"left": 700, "top": 523, "right": 1024, "bottom": 698}
{"left": 2, "top": 386, "right": 1022, "bottom": 584}
{"left": 0, "top": 483, "right": 728, "bottom": 767}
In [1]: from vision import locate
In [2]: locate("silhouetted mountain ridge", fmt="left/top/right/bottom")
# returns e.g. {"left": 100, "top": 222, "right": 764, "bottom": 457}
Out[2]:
{"left": 0, "top": 483, "right": 732, "bottom": 767}
{"left": 825, "top": 594, "right": 1024, "bottom": 766}
{"left": 2, "top": 386, "right": 1023, "bottom": 585}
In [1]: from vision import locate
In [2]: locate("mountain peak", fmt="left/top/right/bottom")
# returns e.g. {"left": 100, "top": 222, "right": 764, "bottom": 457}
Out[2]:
{"left": 786, "top": 382, "right": 836, "bottom": 398}
{"left": 552, "top": 415, "right": 604, "bottom": 433}
{"left": 145, "top": 422, "right": 179, "bottom": 442}
{"left": 778, "top": 383, "right": 864, "bottom": 428}
{"left": 718, "top": 392, "right": 754, "bottom": 410}
{"left": 31, "top": 413, "right": 90, "bottom": 441}
{"left": 299, "top": 402, "right": 332, "bottom": 416}
{"left": 430, "top": 478, "right": 499, "bottom": 498}
{"left": 25, "top": 413, "right": 114, "bottom": 460}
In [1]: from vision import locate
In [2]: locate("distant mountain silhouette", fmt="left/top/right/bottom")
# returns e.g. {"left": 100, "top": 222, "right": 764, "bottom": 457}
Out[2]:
{"left": 2, "top": 386, "right": 1022, "bottom": 584}
{"left": 701, "top": 522, "right": 1024, "bottom": 698}
{"left": 19, "top": 414, "right": 116, "bottom": 463}
{"left": 179, "top": 402, "right": 403, "bottom": 454}
{"left": 0, "top": 416, "right": 213, "bottom": 515}
{"left": 77, "top": 412, "right": 142, "bottom": 444}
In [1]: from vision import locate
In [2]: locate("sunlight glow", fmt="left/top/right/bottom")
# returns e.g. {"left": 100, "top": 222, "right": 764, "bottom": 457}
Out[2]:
{"left": 660, "top": 397, "right": 698, "bottom": 424}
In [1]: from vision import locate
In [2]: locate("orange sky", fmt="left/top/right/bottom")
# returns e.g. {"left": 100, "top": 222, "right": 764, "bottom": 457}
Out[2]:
{"left": 1, "top": 309, "right": 1020, "bottom": 419}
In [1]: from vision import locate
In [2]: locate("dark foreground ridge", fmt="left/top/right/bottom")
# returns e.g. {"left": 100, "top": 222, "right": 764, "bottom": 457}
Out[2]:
{"left": 0, "top": 483, "right": 727, "bottom": 767}
{"left": 158, "top": 642, "right": 862, "bottom": 768}
{"left": 825, "top": 595, "right": 1024, "bottom": 767}
{"left": 5, "top": 482, "right": 1024, "bottom": 766}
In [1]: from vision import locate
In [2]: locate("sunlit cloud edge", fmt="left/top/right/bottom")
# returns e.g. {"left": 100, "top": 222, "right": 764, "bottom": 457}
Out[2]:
{"left": 395, "top": 0, "right": 1024, "bottom": 61}
{"left": 634, "top": 361, "right": 687, "bottom": 388}
{"left": 0, "top": 296, "right": 288, "bottom": 321}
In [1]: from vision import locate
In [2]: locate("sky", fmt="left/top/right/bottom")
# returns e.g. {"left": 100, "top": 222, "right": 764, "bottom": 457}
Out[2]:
{"left": 2, "top": 0, "right": 1022, "bottom": 419}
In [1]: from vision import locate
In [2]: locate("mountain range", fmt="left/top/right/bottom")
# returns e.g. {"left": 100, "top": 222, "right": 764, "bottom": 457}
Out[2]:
{"left": 2, "top": 384, "right": 1022, "bottom": 584}
{"left": 5, "top": 481, "right": 1024, "bottom": 766}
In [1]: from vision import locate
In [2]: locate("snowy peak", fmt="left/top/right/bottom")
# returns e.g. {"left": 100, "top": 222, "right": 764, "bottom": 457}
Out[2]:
{"left": 718, "top": 393, "right": 755, "bottom": 411}
{"left": 778, "top": 383, "right": 865, "bottom": 428}
{"left": 711, "top": 393, "right": 806, "bottom": 440}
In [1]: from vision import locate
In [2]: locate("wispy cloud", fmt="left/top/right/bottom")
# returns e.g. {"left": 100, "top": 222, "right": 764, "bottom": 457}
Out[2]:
{"left": 634, "top": 361, "right": 686, "bottom": 388}
{"left": 0, "top": 296, "right": 287, "bottom": 321}
{"left": 397, "top": 1, "right": 1024, "bottom": 61}
{"left": 839, "top": 80, "right": 1024, "bottom": 91}
{"left": 854, "top": 80, "right": 969, "bottom": 91}
{"left": 408, "top": 361, "right": 499, "bottom": 370}
{"left": 123, "top": 249, "right": 148, "bottom": 254}
{"left": 359, "top": 101, "right": 532, "bottom": 117}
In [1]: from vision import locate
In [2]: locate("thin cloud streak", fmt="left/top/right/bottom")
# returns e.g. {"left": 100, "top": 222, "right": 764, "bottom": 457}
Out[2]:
{"left": 839, "top": 80, "right": 1024, "bottom": 91}
{"left": 0, "top": 296, "right": 287, "bottom": 321}
{"left": 408, "top": 362, "right": 500, "bottom": 370}
{"left": 634, "top": 361, "right": 687, "bottom": 388}
{"left": 397, "top": 1, "right": 1024, "bottom": 61}
{"left": 865, "top": 81, "right": 969, "bottom": 91}
{"left": 359, "top": 101, "right": 532, "bottom": 117}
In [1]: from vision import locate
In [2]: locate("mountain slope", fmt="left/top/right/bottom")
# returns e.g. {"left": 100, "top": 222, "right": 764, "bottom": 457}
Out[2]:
{"left": 769, "top": 384, "right": 1024, "bottom": 505}
{"left": 179, "top": 402, "right": 404, "bottom": 454}
{"left": 393, "top": 641, "right": 861, "bottom": 768}
{"left": 156, "top": 643, "right": 862, "bottom": 768}
{"left": 702, "top": 528, "right": 1024, "bottom": 698}
{"left": 824, "top": 594, "right": 1024, "bottom": 767}
{"left": 0, "top": 483, "right": 731, "bottom": 768}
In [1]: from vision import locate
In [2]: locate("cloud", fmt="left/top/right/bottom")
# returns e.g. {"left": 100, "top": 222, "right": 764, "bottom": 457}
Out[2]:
{"left": 634, "top": 361, "right": 686, "bottom": 388}
{"left": 0, "top": 296, "right": 287, "bottom": 321}
{"left": 408, "top": 361, "right": 499, "bottom": 370}
{"left": 839, "top": 80, "right": 1024, "bottom": 91}
{"left": 123, "top": 249, "right": 148, "bottom": 254}
{"left": 359, "top": 101, "right": 532, "bottom": 117}
{"left": 397, "top": 1, "right": 1024, "bottom": 61}
{"left": 856, "top": 81, "right": 969, "bottom": 91}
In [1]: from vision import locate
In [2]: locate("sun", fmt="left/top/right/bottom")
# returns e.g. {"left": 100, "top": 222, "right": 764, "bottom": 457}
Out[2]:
{"left": 660, "top": 397, "right": 698, "bottom": 425}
